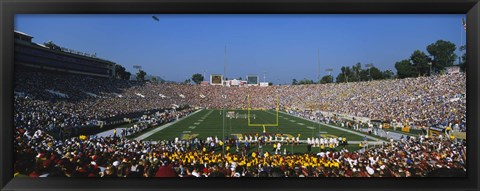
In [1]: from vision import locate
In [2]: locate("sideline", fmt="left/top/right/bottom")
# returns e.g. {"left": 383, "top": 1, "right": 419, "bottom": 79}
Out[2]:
{"left": 133, "top": 109, "right": 204, "bottom": 141}
{"left": 94, "top": 128, "right": 128, "bottom": 138}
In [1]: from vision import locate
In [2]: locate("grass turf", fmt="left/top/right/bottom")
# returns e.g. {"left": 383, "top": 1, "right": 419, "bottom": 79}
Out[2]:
{"left": 141, "top": 109, "right": 371, "bottom": 143}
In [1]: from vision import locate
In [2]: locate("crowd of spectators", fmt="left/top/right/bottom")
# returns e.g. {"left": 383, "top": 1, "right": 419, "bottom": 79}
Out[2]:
{"left": 13, "top": 69, "right": 466, "bottom": 177}
{"left": 15, "top": 70, "right": 466, "bottom": 133}
{"left": 14, "top": 128, "right": 466, "bottom": 177}
{"left": 119, "top": 108, "right": 196, "bottom": 138}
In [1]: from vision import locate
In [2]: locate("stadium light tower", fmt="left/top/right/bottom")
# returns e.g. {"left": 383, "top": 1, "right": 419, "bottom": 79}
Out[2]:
{"left": 325, "top": 68, "right": 333, "bottom": 76}
{"left": 264, "top": 71, "right": 266, "bottom": 83}
{"left": 317, "top": 49, "right": 320, "bottom": 84}
{"left": 326, "top": 68, "right": 333, "bottom": 80}
{"left": 365, "top": 64, "right": 373, "bottom": 81}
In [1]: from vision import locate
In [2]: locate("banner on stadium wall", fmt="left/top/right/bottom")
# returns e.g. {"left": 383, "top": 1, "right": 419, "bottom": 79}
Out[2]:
{"left": 402, "top": 126, "right": 410, "bottom": 133}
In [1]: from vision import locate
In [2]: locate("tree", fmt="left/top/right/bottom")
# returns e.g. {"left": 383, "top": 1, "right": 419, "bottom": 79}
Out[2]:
{"left": 292, "top": 79, "right": 298, "bottom": 85}
{"left": 298, "top": 78, "right": 314, "bottom": 85}
{"left": 124, "top": 72, "right": 132, "bottom": 81}
{"left": 351, "top": 63, "right": 362, "bottom": 82}
{"left": 369, "top": 66, "right": 384, "bottom": 80}
{"left": 383, "top": 70, "right": 395, "bottom": 79}
{"left": 410, "top": 50, "right": 431, "bottom": 76}
{"left": 184, "top": 79, "right": 191, "bottom": 84}
{"left": 136, "top": 70, "right": 147, "bottom": 81}
{"left": 191, "top": 73, "right": 204, "bottom": 84}
{"left": 459, "top": 45, "right": 466, "bottom": 71}
{"left": 335, "top": 74, "right": 344, "bottom": 83}
{"left": 395, "top": 59, "right": 416, "bottom": 79}
{"left": 426, "top": 40, "right": 457, "bottom": 72}
{"left": 151, "top": 77, "right": 157, "bottom": 83}
{"left": 115, "top": 65, "right": 131, "bottom": 80}
{"left": 359, "top": 69, "right": 369, "bottom": 81}
{"left": 336, "top": 66, "right": 352, "bottom": 83}
{"left": 320, "top": 75, "right": 333, "bottom": 84}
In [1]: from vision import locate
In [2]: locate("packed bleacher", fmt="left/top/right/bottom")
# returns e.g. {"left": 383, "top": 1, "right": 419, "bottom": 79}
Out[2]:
{"left": 15, "top": 70, "right": 466, "bottom": 133}
{"left": 13, "top": 69, "right": 467, "bottom": 177}
{"left": 14, "top": 128, "right": 466, "bottom": 177}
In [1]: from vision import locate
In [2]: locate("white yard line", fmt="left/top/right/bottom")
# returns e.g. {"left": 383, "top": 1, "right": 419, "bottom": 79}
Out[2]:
{"left": 133, "top": 109, "right": 204, "bottom": 141}
{"left": 275, "top": 111, "right": 385, "bottom": 143}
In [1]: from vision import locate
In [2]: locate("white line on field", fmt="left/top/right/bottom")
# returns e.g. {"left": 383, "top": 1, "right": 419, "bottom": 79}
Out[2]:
{"left": 277, "top": 111, "right": 385, "bottom": 143}
{"left": 133, "top": 109, "right": 204, "bottom": 141}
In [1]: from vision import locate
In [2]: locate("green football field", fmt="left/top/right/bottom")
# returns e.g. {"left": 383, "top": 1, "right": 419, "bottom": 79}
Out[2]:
{"left": 140, "top": 109, "right": 371, "bottom": 142}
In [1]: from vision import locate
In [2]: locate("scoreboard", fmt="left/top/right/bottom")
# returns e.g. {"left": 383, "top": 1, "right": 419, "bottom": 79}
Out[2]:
{"left": 210, "top": 74, "right": 223, "bottom": 85}
{"left": 247, "top": 75, "right": 259, "bottom": 86}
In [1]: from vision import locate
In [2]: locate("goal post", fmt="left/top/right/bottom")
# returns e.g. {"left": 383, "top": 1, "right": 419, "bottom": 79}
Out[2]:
{"left": 247, "top": 94, "right": 279, "bottom": 127}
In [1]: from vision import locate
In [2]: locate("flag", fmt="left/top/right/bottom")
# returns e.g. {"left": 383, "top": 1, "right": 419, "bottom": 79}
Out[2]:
{"left": 462, "top": 18, "right": 466, "bottom": 32}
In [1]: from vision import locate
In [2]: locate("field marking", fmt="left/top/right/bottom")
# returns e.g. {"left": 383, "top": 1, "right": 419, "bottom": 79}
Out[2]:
{"left": 201, "top": 110, "right": 213, "bottom": 119}
{"left": 133, "top": 109, "right": 204, "bottom": 141}
{"left": 190, "top": 110, "right": 213, "bottom": 127}
{"left": 277, "top": 111, "right": 385, "bottom": 143}
{"left": 297, "top": 123, "right": 304, "bottom": 126}
{"left": 289, "top": 120, "right": 296, "bottom": 122}
{"left": 306, "top": 126, "right": 315, "bottom": 130}
{"left": 181, "top": 134, "right": 199, "bottom": 140}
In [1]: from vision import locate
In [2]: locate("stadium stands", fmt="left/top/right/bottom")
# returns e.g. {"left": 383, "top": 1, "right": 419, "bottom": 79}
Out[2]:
{"left": 14, "top": 70, "right": 466, "bottom": 133}
{"left": 14, "top": 128, "right": 466, "bottom": 177}
{"left": 13, "top": 68, "right": 466, "bottom": 178}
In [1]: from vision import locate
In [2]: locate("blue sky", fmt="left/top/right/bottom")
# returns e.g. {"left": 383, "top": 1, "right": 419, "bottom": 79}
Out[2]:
{"left": 15, "top": 14, "right": 465, "bottom": 84}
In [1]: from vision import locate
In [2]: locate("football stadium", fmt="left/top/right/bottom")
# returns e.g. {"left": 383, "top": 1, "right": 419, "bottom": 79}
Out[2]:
{"left": 13, "top": 15, "right": 467, "bottom": 178}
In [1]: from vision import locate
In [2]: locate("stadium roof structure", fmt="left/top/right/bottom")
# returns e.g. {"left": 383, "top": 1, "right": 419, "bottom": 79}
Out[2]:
{"left": 14, "top": 30, "right": 32, "bottom": 37}
{"left": 33, "top": 43, "right": 48, "bottom": 48}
